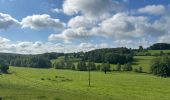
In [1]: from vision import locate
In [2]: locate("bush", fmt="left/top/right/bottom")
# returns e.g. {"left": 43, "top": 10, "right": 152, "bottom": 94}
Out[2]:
{"left": 150, "top": 56, "right": 170, "bottom": 77}
{"left": 71, "top": 64, "right": 76, "bottom": 70}
{"left": 0, "top": 59, "right": 9, "bottom": 73}
{"left": 115, "top": 63, "right": 121, "bottom": 71}
{"left": 77, "top": 61, "right": 87, "bottom": 71}
{"left": 101, "top": 62, "right": 111, "bottom": 74}
{"left": 96, "top": 64, "right": 101, "bottom": 70}
{"left": 41, "top": 78, "right": 45, "bottom": 80}
{"left": 122, "top": 63, "right": 132, "bottom": 71}
{"left": 134, "top": 67, "right": 143, "bottom": 73}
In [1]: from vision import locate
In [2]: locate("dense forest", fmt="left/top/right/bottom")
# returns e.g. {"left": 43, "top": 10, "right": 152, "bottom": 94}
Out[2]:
{"left": 148, "top": 43, "right": 170, "bottom": 50}
{"left": 0, "top": 53, "right": 64, "bottom": 68}
{"left": 70, "top": 47, "right": 133, "bottom": 64}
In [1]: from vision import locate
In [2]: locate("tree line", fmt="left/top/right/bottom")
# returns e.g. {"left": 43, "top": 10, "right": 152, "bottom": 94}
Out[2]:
{"left": 68, "top": 47, "right": 134, "bottom": 64}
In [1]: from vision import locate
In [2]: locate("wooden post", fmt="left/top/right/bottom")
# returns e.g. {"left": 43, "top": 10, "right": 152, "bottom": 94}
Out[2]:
{"left": 88, "top": 65, "right": 91, "bottom": 87}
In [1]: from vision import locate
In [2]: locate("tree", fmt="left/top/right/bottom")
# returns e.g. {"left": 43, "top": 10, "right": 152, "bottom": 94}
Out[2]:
{"left": 150, "top": 56, "right": 170, "bottom": 77}
{"left": 122, "top": 63, "right": 132, "bottom": 71}
{"left": 77, "top": 61, "right": 87, "bottom": 71}
{"left": 0, "top": 59, "right": 9, "bottom": 73}
{"left": 71, "top": 64, "right": 76, "bottom": 70}
{"left": 134, "top": 66, "right": 143, "bottom": 73}
{"left": 97, "top": 64, "right": 101, "bottom": 70}
{"left": 101, "top": 62, "right": 111, "bottom": 74}
{"left": 139, "top": 46, "right": 143, "bottom": 52}
{"left": 116, "top": 63, "right": 121, "bottom": 71}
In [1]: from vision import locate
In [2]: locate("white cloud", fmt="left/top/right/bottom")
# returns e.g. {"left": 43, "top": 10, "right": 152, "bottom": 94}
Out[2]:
{"left": 62, "top": 0, "right": 124, "bottom": 19}
{"left": 21, "top": 14, "right": 65, "bottom": 30}
{"left": 113, "top": 38, "right": 151, "bottom": 48}
{"left": 0, "top": 36, "right": 111, "bottom": 54}
{"left": 0, "top": 36, "right": 10, "bottom": 44}
{"left": 138, "top": 5, "right": 166, "bottom": 15}
{"left": 0, "top": 13, "right": 20, "bottom": 30}
{"left": 68, "top": 16, "right": 95, "bottom": 28}
{"left": 92, "top": 12, "right": 164, "bottom": 39}
{"left": 158, "top": 35, "right": 170, "bottom": 43}
{"left": 51, "top": 8, "right": 63, "bottom": 13}
{"left": 48, "top": 27, "right": 96, "bottom": 41}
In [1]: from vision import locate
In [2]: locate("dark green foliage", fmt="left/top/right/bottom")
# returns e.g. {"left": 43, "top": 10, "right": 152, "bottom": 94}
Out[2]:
{"left": 105, "top": 53, "right": 133, "bottom": 64}
{"left": 96, "top": 64, "right": 101, "bottom": 70}
{"left": 53, "top": 61, "right": 65, "bottom": 69}
{"left": 0, "top": 52, "right": 64, "bottom": 68}
{"left": 82, "top": 47, "right": 133, "bottom": 64}
{"left": 10, "top": 56, "right": 51, "bottom": 68}
{"left": 139, "top": 46, "right": 144, "bottom": 52}
{"left": 77, "top": 61, "right": 87, "bottom": 71}
{"left": 39, "top": 52, "right": 64, "bottom": 60}
{"left": 122, "top": 63, "right": 132, "bottom": 71}
{"left": 101, "top": 62, "right": 111, "bottom": 74}
{"left": 134, "top": 67, "right": 143, "bottom": 73}
{"left": 87, "top": 62, "right": 96, "bottom": 71}
{"left": 150, "top": 56, "right": 170, "bottom": 77}
{"left": 71, "top": 64, "right": 76, "bottom": 70}
{"left": 148, "top": 43, "right": 170, "bottom": 50}
{"left": 0, "top": 59, "right": 9, "bottom": 73}
{"left": 116, "top": 63, "right": 121, "bottom": 71}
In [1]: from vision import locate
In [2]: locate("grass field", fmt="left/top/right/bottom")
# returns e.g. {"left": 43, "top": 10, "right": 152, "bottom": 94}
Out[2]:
{"left": 132, "top": 56, "right": 155, "bottom": 73}
{"left": 148, "top": 50, "right": 170, "bottom": 55}
{"left": 0, "top": 67, "right": 170, "bottom": 100}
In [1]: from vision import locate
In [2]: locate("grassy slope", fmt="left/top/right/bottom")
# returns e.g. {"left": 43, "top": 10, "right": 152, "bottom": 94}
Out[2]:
{"left": 132, "top": 56, "right": 155, "bottom": 73}
{"left": 1, "top": 67, "right": 170, "bottom": 100}
{"left": 148, "top": 50, "right": 170, "bottom": 55}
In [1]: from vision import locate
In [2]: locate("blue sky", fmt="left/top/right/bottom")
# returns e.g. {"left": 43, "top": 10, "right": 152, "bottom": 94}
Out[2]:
{"left": 0, "top": 0, "right": 170, "bottom": 54}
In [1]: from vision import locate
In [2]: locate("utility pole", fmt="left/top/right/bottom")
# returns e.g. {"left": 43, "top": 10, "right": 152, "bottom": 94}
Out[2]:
{"left": 82, "top": 32, "right": 91, "bottom": 87}
{"left": 88, "top": 60, "right": 91, "bottom": 87}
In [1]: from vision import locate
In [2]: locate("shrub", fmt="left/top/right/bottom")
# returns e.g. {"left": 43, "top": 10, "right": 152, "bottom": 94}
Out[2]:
{"left": 134, "top": 67, "right": 143, "bottom": 73}
{"left": 96, "top": 64, "right": 101, "bottom": 70}
{"left": 71, "top": 64, "right": 76, "bottom": 70}
{"left": 115, "top": 63, "right": 121, "bottom": 71}
{"left": 122, "top": 63, "right": 132, "bottom": 71}
{"left": 41, "top": 78, "right": 45, "bottom": 80}
{"left": 0, "top": 59, "right": 9, "bottom": 74}
{"left": 101, "top": 62, "right": 111, "bottom": 74}
{"left": 150, "top": 56, "right": 170, "bottom": 77}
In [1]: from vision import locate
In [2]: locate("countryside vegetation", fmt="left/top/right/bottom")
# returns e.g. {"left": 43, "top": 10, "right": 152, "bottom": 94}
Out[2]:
{"left": 1, "top": 43, "right": 170, "bottom": 100}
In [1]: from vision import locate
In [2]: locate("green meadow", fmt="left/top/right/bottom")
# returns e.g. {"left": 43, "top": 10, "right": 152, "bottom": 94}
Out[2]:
{"left": 148, "top": 50, "right": 170, "bottom": 55}
{"left": 1, "top": 65, "right": 170, "bottom": 100}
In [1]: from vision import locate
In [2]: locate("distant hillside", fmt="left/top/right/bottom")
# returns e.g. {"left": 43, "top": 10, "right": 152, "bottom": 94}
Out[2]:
{"left": 0, "top": 52, "right": 64, "bottom": 68}
{"left": 148, "top": 43, "right": 170, "bottom": 50}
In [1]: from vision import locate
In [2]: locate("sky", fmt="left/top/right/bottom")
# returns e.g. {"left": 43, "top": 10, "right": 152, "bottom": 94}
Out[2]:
{"left": 0, "top": 0, "right": 170, "bottom": 54}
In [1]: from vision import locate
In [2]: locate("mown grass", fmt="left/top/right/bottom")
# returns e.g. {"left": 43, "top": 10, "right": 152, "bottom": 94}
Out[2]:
{"left": 0, "top": 67, "right": 170, "bottom": 100}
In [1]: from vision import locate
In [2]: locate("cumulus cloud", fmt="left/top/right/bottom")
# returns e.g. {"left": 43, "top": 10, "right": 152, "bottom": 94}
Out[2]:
{"left": 49, "top": 12, "right": 165, "bottom": 42}
{"left": 68, "top": 16, "right": 95, "bottom": 28}
{"left": 0, "top": 13, "right": 20, "bottom": 30}
{"left": 21, "top": 14, "right": 65, "bottom": 30}
{"left": 0, "top": 36, "right": 10, "bottom": 44}
{"left": 62, "top": 0, "right": 124, "bottom": 19}
{"left": 0, "top": 36, "right": 111, "bottom": 54}
{"left": 92, "top": 12, "right": 165, "bottom": 39}
{"left": 138, "top": 5, "right": 166, "bottom": 15}
{"left": 48, "top": 27, "right": 96, "bottom": 41}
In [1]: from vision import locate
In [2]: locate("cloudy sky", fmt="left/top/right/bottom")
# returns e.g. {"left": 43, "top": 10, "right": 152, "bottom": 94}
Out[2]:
{"left": 0, "top": 0, "right": 170, "bottom": 54}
